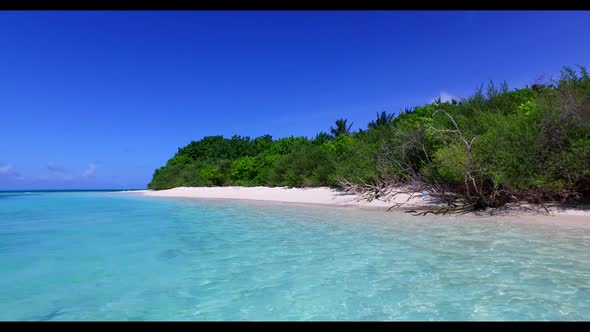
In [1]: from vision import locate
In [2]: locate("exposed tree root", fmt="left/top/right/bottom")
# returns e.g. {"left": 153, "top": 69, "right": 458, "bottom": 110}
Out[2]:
{"left": 410, "top": 204, "right": 475, "bottom": 216}
{"left": 336, "top": 176, "right": 584, "bottom": 217}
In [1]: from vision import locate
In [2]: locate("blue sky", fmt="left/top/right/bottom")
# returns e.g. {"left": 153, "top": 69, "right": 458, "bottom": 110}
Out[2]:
{"left": 1, "top": 11, "right": 589, "bottom": 190}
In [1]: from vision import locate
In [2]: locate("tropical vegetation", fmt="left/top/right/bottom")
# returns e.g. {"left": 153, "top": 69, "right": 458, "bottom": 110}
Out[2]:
{"left": 148, "top": 66, "right": 590, "bottom": 212}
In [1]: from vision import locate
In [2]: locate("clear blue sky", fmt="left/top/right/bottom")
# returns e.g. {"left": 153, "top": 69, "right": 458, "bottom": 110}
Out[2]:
{"left": 1, "top": 11, "right": 589, "bottom": 190}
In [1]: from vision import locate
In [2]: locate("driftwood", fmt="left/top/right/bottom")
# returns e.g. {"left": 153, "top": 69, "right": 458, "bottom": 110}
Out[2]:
{"left": 337, "top": 174, "right": 583, "bottom": 216}
{"left": 410, "top": 204, "right": 475, "bottom": 216}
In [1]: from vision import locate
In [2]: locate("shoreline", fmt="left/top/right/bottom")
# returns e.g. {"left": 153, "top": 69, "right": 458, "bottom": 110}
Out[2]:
{"left": 135, "top": 186, "right": 437, "bottom": 210}
{"left": 132, "top": 186, "right": 590, "bottom": 220}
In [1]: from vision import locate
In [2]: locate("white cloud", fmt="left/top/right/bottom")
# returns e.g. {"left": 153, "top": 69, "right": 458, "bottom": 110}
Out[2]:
{"left": 431, "top": 91, "right": 459, "bottom": 103}
{"left": 47, "top": 162, "right": 65, "bottom": 173}
{"left": 0, "top": 162, "right": 99, "bottom": 182}
{"left": 0, "top": 164, "right": 15, "bottom": 176}
{"left": 82, "top": 163, "right": 97, "bottom": 178}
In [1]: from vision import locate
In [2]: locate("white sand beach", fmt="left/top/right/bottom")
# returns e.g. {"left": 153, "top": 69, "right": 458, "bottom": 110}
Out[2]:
{"left": 137, "top": 186, "right": 433, "bottom": 210}
{"left": 134, "top": 186, "right": 590, "bottom": 220}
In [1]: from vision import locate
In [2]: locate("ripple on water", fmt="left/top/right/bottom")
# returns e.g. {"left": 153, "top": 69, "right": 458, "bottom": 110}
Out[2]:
{"left": 0, "top": 192, "right": 589, "bottom": 320}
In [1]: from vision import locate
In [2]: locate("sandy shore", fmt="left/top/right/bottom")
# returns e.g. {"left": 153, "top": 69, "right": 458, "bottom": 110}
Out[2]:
{"left": 136, "top": 186, "right": 435, "bottom": 210}
{"left": 133, "top": 186, "right": 590, "bottom": 219}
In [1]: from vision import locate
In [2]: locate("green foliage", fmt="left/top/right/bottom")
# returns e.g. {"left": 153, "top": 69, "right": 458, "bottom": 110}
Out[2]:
{"left": 199, "top": 164, "right": 225, "bottom": 186}
{"left": 333, "top": 138, "right": 377, "bottom": 183}
{"left": 431, "top": 143, "right": 468, "bottom": 183}
{"left": 473, "top": 109, "right": 544, "bottom": 189}
{"left": 323, "top": 134, "right": 354, "bottom": 154}
{"left": 267, "top": 136, "right": 310, "bottom": 155}
{"left": 269, "top": 144, "right": 335, "bottom": 187}
{"left": 330, "top": 118, "right": 353, "bottom": 137}
{"left": 166, "top": 154, "right": 193, "bottom": 167}
{"left": 548, "top": 136, "right": 590, "bottom": 186}
{"left": 230, "top": 156, "right": 258, "bottom": 184}
{"left": 312, "top": 131, "right": 333, "bottom": 145}
{"left": 368, "top": 111, "right": 395, "bottom": 129}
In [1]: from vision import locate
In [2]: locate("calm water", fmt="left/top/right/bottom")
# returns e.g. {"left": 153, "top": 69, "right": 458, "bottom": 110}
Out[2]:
{"left": 1, "top": 191, "right": 589, "bottom": 321}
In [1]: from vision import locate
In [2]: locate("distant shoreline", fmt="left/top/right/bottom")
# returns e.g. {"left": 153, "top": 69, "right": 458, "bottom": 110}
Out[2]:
{"left": 132, "top": 186, "right": 590, "bottom": 220}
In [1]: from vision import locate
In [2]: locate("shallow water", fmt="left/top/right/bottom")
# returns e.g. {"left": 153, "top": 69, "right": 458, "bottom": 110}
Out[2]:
{"left": 1, "top": 191, "right": 589, "bottom": 321}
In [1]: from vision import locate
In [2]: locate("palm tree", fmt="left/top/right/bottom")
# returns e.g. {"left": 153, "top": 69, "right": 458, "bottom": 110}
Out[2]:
{"left": 313, "top": 131, "right": 333, "bottom": 145}
{"left": 368, "top": 111, "right": 395, "bottom": 129}
{"left": 330, "top": 118, "right": 353, "bottom": 137}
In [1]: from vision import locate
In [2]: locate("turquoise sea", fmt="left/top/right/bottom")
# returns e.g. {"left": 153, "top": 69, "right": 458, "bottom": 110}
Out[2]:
{"left": 1, "top": 190, "right": 589, "bottom": 321}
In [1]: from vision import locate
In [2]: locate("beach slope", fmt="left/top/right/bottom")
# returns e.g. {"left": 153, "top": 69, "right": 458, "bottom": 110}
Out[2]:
{"left": 137, "top": 186, "right": 434, "bottom": 210}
